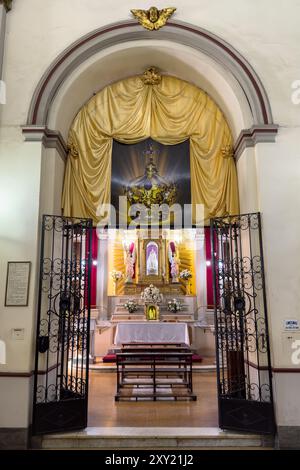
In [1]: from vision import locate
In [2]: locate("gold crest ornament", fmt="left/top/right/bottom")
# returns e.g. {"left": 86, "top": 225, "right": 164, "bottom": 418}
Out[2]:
{"left": 131, "top": 6, "right": 176, "bottom": 31}
{"left": 67, "top": 135, "right": 79, "bottom": 159}
{"left": 221, "top": 145, "right": 234, "bottom": 159}
{"left": 141, "top": 67, "right": 161, "bottom": 85}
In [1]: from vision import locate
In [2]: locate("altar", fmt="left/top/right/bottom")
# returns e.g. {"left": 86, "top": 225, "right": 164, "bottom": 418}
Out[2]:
{"left": 114, "top": 322, "right": 190, "bottom": 346}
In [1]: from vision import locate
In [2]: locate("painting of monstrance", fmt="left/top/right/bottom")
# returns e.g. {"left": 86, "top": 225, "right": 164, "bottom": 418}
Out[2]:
{"left": 111, "top": 138, "right": 191, "bottom": 228}
{"left": 110, "top": 138, "right": 191, "bottom": 295}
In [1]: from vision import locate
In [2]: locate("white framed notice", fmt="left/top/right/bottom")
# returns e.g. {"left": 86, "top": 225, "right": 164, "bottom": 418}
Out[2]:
{"left": 5, "top": 262, "right": 31, "bottom": 307}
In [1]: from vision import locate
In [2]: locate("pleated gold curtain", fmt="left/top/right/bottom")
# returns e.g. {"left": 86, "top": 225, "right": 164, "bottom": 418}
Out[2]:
{"left": 62, "top": 74, "right": 239, "bottom": 224}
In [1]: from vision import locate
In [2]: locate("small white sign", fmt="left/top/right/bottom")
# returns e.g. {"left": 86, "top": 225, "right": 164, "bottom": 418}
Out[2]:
{"left": 5, "top": 262, "right": 31, "bottom": 306}
{"left": 284, "top": 319, "right": 300, "bottom": 331}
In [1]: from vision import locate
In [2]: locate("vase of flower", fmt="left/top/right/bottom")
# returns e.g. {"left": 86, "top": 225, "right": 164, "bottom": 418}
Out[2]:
{"left": 111, "top": 270, "right": 123, "bottom": 295}
{"left": 141, "top": 284, "right": 163, "bottom": 304}
{"left": 124, "top": 299, "right": 138, "bottom": 314}
{"left": 167, "top": 298, "right": 182, "bottom": 313}
{"left": 179, "top": 269, "right": 192, "bottom": 296}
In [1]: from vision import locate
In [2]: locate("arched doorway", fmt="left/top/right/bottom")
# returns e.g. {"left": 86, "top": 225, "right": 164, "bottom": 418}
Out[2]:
{"left": 26, "top": 21, "right": 277, "bottom": 437}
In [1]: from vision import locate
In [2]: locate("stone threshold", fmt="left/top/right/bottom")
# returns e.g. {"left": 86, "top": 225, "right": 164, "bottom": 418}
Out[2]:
{"left": 42, "top": 427, "right": 274, "bottom": 449}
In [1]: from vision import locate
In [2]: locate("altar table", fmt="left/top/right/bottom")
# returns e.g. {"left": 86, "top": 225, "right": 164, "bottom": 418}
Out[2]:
{"left": 114, "top": 322, "right": 190, "bottom": 346}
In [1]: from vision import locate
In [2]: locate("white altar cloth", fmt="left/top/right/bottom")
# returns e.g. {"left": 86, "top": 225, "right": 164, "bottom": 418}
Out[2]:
{"left": 114, "top": 322, "right": 189, "bottom": 345}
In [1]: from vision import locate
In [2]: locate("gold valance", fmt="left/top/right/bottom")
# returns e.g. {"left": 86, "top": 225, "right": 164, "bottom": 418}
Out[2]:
{"left": 62, "top": 73, "right": 239, "bottom": 224}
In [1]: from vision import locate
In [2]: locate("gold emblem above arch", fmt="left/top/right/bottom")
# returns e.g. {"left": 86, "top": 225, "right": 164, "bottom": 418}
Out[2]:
{"left": 62, "top": 69, "right": 239, "bottom": 225}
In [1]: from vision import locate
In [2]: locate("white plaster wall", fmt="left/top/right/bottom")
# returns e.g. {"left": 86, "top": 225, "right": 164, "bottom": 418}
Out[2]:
{"left": 0, "top": 377, "right": 32, "bottom": 427}
{"left": 274, "top": 374, "right": 300, "bottom": 426}
{"left": 2, "top": 0, "right": 300, "bottom": 128}
{"left": 255, "top": 128, "right": 300, "bottom": 367}
{"left": 236, "top": 148, "right": 259, "bottom": 214}
{"left": 0, "top": 127, "right": 41, "bottom": 373}
{"left": 39, "top": 148, "right": 65, "bottom": 216}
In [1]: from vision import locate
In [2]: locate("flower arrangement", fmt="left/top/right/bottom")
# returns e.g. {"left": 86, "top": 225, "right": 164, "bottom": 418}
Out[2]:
{"left": 179, "top": 269, "right": 192, "bottom": 280}
{"left": 124, "top": 299, "right": 138, "bottom": 313}
{"left": 141, "top": 284, "right": 163, "bottom": 304}
{"left": 110, "top": 270, "right": 123, "bottom": 282}
{"left": 167, "top": 298, "right": 182, "bottom": 313}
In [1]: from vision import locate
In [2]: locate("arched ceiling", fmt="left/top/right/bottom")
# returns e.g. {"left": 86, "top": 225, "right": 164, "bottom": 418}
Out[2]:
{"left": 24, "top": 21, "right": 278, "bottom": 157}
{"left": 48, "top": 40, "right": 249, "bottom": 141}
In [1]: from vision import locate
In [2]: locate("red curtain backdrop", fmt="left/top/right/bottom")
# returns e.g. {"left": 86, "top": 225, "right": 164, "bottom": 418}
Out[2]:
{"left": 91, "top": 228, "right": 98, "bottom": 307}
{"left": 205, "top": 227, "right": 214, "bottom": 308}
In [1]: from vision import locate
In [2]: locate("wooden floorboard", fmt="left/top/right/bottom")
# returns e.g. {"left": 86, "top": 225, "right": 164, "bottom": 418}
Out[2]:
{"left": 88, "top": 370, "right": 218, "bottom": 427}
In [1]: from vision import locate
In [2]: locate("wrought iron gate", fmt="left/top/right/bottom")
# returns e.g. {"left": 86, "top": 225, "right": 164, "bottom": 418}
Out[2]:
{"left": 32, "top": 215, "right": 93, "bottom": 435}
{"left": 211, "top": 212, "right": 275, "bottom": 434}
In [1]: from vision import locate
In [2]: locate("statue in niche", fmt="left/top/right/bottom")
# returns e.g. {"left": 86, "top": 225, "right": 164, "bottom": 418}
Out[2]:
{"left": 124, "top": 242, "right": 136, "bottom": 283}
{"left": 168, "top": 241, "right": 180, "bottom": 283}
{"left": 146, "top": 243, "right": 158, "bottom": 275}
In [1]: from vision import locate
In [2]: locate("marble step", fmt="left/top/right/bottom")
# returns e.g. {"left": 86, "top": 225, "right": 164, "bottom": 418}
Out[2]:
{"left": 41, "top": 427, "right": 274, "bottom": 449}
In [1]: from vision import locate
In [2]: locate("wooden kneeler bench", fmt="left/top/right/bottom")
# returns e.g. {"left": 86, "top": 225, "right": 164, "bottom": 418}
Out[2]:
{"left": 115, "top": 348, "right": 197, "bottom": 401}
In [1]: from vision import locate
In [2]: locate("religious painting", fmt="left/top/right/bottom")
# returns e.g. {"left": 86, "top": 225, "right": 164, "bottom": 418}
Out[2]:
{"left": 111, "top": 138, "right": 191, "bottom": 227}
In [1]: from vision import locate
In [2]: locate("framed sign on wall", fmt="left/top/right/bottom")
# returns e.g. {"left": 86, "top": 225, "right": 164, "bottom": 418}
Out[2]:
{"left": 5, "top": 261, "right": 31, "bottom": 307}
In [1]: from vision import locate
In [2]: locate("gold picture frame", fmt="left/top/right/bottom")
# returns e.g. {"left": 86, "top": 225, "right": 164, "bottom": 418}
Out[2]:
{"left": 145, "top": 304, "right": 159, "bottom": 321}
{"left": 138, "top": 237, "right": 166, "bottom": 284}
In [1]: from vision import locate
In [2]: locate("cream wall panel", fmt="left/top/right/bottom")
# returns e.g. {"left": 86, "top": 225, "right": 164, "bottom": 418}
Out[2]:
{"left": 0, "top": 377, "right": 32, "bottom": 427}
{"left": 255, "top": 128, "right": 300, "bottom": 368}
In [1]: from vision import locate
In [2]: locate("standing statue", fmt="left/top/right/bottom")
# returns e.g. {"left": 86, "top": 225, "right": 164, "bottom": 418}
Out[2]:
{"left": 147, "top": 247, "right": 158, "bottom": 275}
{"left": 124, "top": 242, "right": 136, "bottom": 283}
{"left": 168, "top": 241, "right": 180, "bottom": 283}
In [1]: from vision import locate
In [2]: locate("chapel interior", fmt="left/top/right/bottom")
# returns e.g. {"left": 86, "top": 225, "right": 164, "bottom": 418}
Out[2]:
{"left": 87, "top": 218, "right": 218, "bottom": 425}
{"left": 2, "top": 1, "right": 300, "bottom": 451}
{"left": 50, "top": 65, "right": 240, "bottom": 427}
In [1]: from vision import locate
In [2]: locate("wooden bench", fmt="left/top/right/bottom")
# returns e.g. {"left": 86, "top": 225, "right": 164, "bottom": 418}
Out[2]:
{"left": 115, "top": 349, "right": 197, "bottom": 401}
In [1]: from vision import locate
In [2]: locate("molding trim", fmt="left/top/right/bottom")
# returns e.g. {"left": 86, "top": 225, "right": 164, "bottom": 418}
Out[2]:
{"left": 0, "top": 363, "right": 61, "bottom": 378}
{"left": 22, "top": 125, "right": 278, "bottom": 159}
{"left": 234, "top": 125, "right": 279, "bottom": 160}
{"left": 276, "top": 427, "right": 300, "bottom": 450}
{"left": 245, "top": 359, "right": 300, "bottom": 373}
{"left": 0, "top": 428, "right": 29, "bottom": 450}
{"left": 27, "top": 20, "right": 275, "bottom": 127}
{"left": 1, "top": 364, "right": 299, "bottom": 378}
{"left": 273, "top": 368, "right": 300, "bottom": 373}
{"left": 22, "top": 126, "right": 68, "bottom": 161}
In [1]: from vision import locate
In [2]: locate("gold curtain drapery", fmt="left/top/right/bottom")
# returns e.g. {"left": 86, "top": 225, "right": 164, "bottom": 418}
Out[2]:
{"left": 62, "top": 74, "right": 239, "bottom": 224}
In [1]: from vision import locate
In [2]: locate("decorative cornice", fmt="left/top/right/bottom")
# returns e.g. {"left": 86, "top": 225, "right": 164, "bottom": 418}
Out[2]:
{"left": 140, "top": 66, "right": 161, "bottom": 85}
{"left": 21, "top": 125, "right": 279, "bottom": 163}
{"left": 22, "top": 126, "right": 68, "bottom": 161}
{"left": 0, "top": 0, "right": 13, "bottom": 12}
{"left": 234, "top": 125, "right": 279, "bottom": 160}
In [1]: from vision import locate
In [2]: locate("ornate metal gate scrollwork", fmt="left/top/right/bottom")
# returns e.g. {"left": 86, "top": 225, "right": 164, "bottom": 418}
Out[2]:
{"left": 211, "top": 212, "right": 275, "bottom": 434}
{"left": 32, "top": 215, "right": 92, "bottom": 434}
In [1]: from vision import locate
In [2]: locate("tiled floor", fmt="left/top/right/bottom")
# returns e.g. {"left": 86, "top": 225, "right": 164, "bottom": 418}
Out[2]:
{"left": 88, "top": 370, "right": 218, "bottom": 427}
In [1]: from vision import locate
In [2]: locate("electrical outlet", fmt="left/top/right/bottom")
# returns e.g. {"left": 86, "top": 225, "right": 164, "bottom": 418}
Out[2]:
{"left": 11, "top": 328, "right": 25, "bottom": 341}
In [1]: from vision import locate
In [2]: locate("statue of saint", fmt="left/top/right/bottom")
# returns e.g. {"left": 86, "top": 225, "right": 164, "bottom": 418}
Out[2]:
{"left": 124, "top": 242, "right": 136, "bottom": 283}
{"left": 168, "top": 242, "right": 180, "bottom": 283}
{"left": 147, "top": 247, "right": 158, "bottom": 275}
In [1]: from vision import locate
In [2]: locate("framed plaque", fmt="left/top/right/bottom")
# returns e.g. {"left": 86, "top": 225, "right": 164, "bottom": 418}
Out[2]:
{"left": 5, "top": 262, "right": 31, "bottom": 307}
